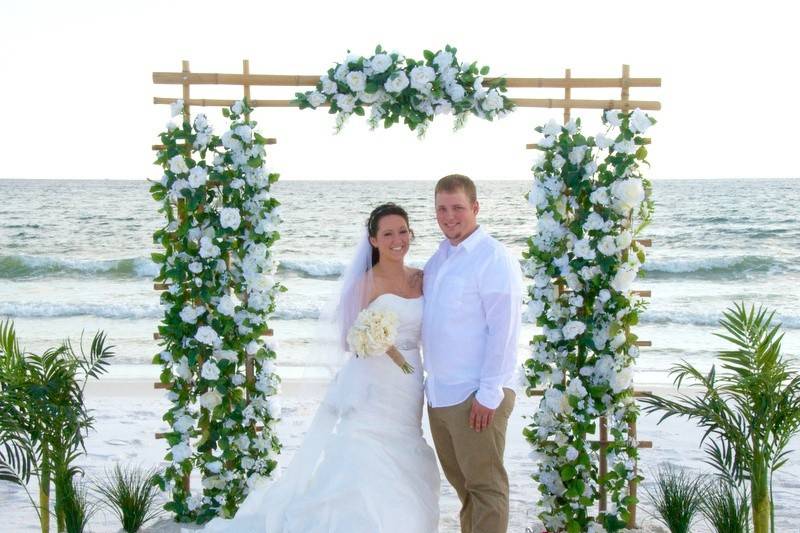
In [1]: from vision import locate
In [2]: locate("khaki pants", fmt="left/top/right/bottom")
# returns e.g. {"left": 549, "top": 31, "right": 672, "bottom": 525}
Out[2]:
{"left": 428, "top": 388, "right": 516, "bottom": 533}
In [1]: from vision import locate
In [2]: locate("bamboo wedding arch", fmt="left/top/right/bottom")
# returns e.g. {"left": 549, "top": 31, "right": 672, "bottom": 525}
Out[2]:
{"left": 151, "top": 59, "right": 661, "bottom": 527}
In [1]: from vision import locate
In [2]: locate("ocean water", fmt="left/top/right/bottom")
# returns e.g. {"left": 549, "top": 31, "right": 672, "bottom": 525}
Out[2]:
{"left": 1, "top": 178, "right": 798, "bottom": 384}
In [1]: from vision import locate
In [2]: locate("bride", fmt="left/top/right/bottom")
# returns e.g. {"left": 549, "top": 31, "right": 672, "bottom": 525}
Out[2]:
{"left": 200, "top": 203, "right": 440, "bottom": 532}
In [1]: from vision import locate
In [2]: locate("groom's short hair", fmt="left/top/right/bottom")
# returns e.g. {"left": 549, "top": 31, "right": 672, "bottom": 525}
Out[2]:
{"left": 435, "top": 174, "right": 477, "bottom": 203}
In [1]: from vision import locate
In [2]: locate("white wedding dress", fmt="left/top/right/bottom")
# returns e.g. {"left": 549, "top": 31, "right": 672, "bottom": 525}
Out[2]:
{"left": 201, "top": 294, "right": 440, "bottom": 533}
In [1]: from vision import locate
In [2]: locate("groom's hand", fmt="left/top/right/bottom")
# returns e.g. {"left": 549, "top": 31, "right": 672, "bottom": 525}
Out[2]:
{"left": 469, "top": 398, "right": 495, "bottom": 432}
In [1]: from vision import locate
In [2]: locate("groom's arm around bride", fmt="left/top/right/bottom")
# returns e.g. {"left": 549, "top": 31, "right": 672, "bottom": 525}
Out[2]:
{"left": 422, "top": 174, "right": 523, "bottom": 533}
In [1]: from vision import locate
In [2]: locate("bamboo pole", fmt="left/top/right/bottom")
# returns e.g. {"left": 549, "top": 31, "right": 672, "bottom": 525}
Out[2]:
{"left": 599, "top": 416, "right": 608, "bottom": 512}
{"left": 628, "top": 418, "right": 639, "bottom": 528}
{"left": 153, "top": 72, "right": 661, "bottom": 89}
{"left": 243, "top": 59, "right": 251, "bottom": 122}
{"left": 154, "top": 96, "right": 661, "bottom": 111}
{"left": 621, "top": 64, "right": 631, "bottom": 111}
{"left": 181, "top": 60, "right": 191, "bottom": 124}
{"left": 527, "top": 389, "right": 653, "bottom": 398}
{"left": 152, "top": 138, "right": 276, "bottom": 151}
{"left": 563, "top": 68, "right": 571, "bottom": 124}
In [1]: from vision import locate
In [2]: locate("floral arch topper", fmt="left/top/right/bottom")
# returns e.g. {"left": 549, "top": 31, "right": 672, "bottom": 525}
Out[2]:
{"left": 294, "top": 45, "right": 514, "bottom": 136}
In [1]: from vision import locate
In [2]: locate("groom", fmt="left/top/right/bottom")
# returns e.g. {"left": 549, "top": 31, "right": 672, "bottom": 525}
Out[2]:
{"left": 423, "top": 174, "right": 523, "bottom": 533}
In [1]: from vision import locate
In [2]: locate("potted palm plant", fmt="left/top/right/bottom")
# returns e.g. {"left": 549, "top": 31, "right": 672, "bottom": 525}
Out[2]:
{"left": 642, "top": 303, "right": 800, "bottom": 533}
{"left": 0, "top": 319, "right": 114, "bottom": 533}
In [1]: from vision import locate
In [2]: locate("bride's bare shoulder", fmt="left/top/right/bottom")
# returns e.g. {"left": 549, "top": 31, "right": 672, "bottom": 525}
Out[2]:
{"left": 408, "top": 268, "right": 424, "bottom": 291}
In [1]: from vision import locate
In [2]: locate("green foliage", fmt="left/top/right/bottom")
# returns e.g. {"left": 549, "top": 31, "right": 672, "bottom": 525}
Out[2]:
{"left": 645, "top": 465, "right": 704, "bottom": 533}
{"left": 702, "top": 479, "right": 751, "bottom": 533}
{"left": 295, "top": 44, "right": 513, "bottom": 137}
{"left": 0, "top": 319, "right": 114, "bottom": 533}
{"left": 95, "top": 463, "right": 163, "bottom": 532}
{"left": 59, "top": 473, "right": 99, "bottom": 533}
{"left": 642, "top": 303, "right": 800, "bottom": 533}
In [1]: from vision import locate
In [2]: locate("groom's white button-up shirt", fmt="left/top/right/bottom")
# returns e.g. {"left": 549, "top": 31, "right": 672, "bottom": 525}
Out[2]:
{"left": 422, "top": 226, "right": 523, "bottom": 410}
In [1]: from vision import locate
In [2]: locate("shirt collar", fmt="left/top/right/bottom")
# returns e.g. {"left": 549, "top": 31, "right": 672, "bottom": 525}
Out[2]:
{"left": 438, "top": 225, "right": 485, "bottom": 255}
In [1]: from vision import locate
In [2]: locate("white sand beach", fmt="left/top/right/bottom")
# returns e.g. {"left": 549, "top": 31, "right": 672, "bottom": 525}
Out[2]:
{"left": 2, "top": 369, "right": 798, "bottom": 533}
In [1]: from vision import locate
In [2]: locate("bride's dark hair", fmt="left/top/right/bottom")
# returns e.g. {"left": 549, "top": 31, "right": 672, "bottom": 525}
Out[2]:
{"left": 367, "top": 203, "right": 414, "bottom": 267}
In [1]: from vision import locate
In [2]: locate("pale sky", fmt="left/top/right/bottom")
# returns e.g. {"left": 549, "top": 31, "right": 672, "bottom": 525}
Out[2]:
{"left": 1, "top": 0, "right": 797, "bottom": 181}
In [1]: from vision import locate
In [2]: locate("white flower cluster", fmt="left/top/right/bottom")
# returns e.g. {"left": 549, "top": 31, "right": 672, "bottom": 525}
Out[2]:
{"left": 524, "top": 109, "right": 655, "bottom": 531}
{"left": 151, "top": 99, "right": 283, "bottom": 521}
{"left": 299, "top": 45, "right": 512, "bottom": 137}
{"left": 346, "top": 308, "right": 398, "bottom": 358}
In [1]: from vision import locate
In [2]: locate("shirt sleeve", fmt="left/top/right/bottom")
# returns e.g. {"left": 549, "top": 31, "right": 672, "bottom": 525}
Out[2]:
{"left": 475, "top": 247, "right": 523, "bottom": 409}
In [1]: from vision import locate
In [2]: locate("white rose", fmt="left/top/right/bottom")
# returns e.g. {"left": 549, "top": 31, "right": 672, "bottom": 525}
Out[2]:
{"left": 481, "top": 89, "right": 504, "bottom": 112}
{"left": 552, "top": 154, "right": 566, "bottom": 170}
{"left": 445, "top": 83, "right": 465, "bottom": 102}
{"left": 214, "top": 349, "right": 238, "bottom": 363}
{"left": 232, "top": 100, "right": 245, "bottom": 115}
{"left": 611, "top": 264, "right": 638, "bottom": 293}
{"left": 583, "top": 212, "right": 606, "bottom": 232}
{"left": 195, "top": 325, "right": 221, "bottom": 347}
{"left": 630, "top": 108, "right": 652, "bottom": 134}
{"left": 179, "top": 304, "right": 202, "bottom": 324}
{"left": 217, "top": 294, "right": 237, "bottom": 317}
{"left": 562, "top": 320, "right": 587, "bottom": 341}
{"left": 369, "top": 53, "right": 392, "bottom": 74}
{"left": 168, "top": 155, "right": 189, "bottom": 175}
{"left": 590, "top": 186, "right": 610, "bottom": 206}
{"left": 598, "top": 289, "right": 612, "bottom": 303}
{"left": 610, "top": 178, "right": 645, "bottom": 214}
{"left": 384, "top": 71, "right": 409, "bottom": 94}
{"left": 219, "top": 207, "right": 241, "bottom": 230}
{"left": 605, "top": 109, "right": 622, "bottom": 127}
{"left": 566, "top": 446, "right": 580, "bottom": 462}
{"left": 266, "top": 397, "right": 281, "bottom": 419}
{"left": 173, "top": 414, "right": 194, "bottom": 433}
{"left": 170, "top": 441, "right": 192, "bottom": 463}
{"left": 199, "top": 389, "right": 222, "bottom": 410}
{"left": 174, "top": 357, "right": 192, "bottom": 380}
{"left": 584, "top": 161, "right": 598, "bottom": 177}
{"left": 543, "top": 119, "right": 562, "bottom": 136}
{"left": 473, "top": 76, "right": 484, "bottom": 91}
{"left": 598, "top": 235, "right": 618, "bottom": 256}
{"left": 232, "top": 374, "right": 246, "bottom": 386}
{"left": 345, "top": 71, "right": 367, "bottom": 93}
{"left": 538, "top": 135, "right": 556, "bottom": 148}
{"left": 357, "top": 89, "right": 383, "bottom": 104}
{"left": 595, "top": 132, "right": 614, "bottom": 150}
{"left": 527, "top": 299, "right": 545, "bottom": 319}
{"left": 573, "top": 238, "right": 596, "bottom": 260}
{"left": 613, "top": 139, "right": 637, "bottom": 155}
{"left": 616, "top": 230, "right": 633, "bottom": 250}
{"left": 612, "top": 366, "right": 634, "bottom": 393}
{"left": 333, "top": 63, "right": 349, "bottom": 82}
{"left": 569, "top": 145, "right": 588, "bottom": 165}
{"left": 201, "top": 361, "right": 220, "bottom": 381}
{"left": 320, "top": 76, "right": 338, "bottom": 95}
{"left": 334, "top": 93, "right": 356, "bottom": 113}
{"left": 235, "top": 434, "right": 251, "bottom": 451}
{"left": 433, "top": 51, "right": 454, "bottom": 71}
{"left": 199, "top": 236, "right": 221, "bottom": 259}
{"left": 206, "top": 461, "right": 223, "bottom": 474}
{"left": 188, "top": 166, "right": 208, "bottom": 189}
{"left": 166, "top": 120, "right": 177, "bottom": 131}
{"left": 170, "top": 99, "right": 184, "bottom": 118}
{"left": 235, "top": 125, "right": 253, "bottom": 143}
{"left": 434, "top": 100, "right": 452, "bottom": 115}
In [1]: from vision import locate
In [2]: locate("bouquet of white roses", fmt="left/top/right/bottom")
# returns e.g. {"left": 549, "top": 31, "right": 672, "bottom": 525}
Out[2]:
{"left": 346, "top": 308, "right": 414, "bottom": 374}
